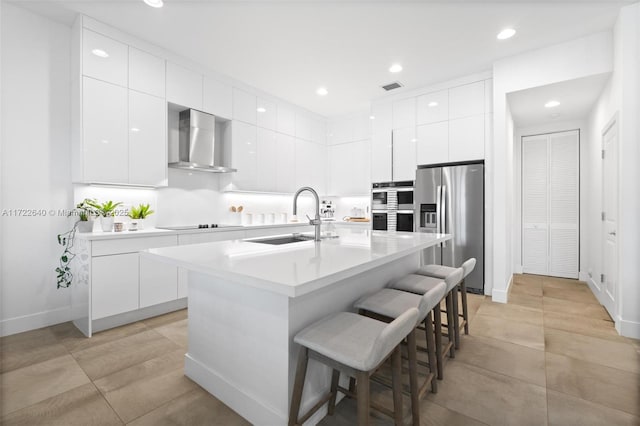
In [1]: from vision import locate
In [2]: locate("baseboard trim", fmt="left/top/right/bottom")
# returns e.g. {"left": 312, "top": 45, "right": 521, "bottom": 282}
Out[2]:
{"left": 0, "top": 306, "right": 73, "bottom": 337}
{"left": 91, "top": 298, "right": 187, "bottom": 335}
{"left": 513, "top": 264, "right": 523, "bottom": 274}
{"left": 617, "top": 317, "right": 640, "bottom": 339}
{"left": 491, "top": 276, "right": 512, "bottom": 304}
{"left": 578, "top": 271, "right": 590, "bottom": 282}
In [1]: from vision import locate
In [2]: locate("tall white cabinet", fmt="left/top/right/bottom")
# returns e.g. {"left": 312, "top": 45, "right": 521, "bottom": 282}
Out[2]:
{"left": 522, "top": 130, "right": 579, "bottom": 279}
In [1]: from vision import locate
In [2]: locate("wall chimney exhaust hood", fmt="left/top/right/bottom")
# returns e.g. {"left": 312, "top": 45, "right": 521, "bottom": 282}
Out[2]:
{"left": 169, "top": 109, "right": 236, "bottom": 173}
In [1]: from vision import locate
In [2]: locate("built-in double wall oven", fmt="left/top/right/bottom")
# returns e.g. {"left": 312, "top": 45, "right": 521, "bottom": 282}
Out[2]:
{"left": 371, "top": 181, "right": 414, "bottom": 232}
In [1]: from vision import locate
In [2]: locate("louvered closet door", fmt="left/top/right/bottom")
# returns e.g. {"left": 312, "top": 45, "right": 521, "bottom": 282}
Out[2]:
{"left": 522, "top": 130, "right": 579, "bottom": 279}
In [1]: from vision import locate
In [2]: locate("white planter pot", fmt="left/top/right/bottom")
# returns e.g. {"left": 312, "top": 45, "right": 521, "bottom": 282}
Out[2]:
{"left": 77, "top": 220, "right": 94, "bottom": 233}
{"left": 101, "top": 216, "right": 114, "bottom": 232}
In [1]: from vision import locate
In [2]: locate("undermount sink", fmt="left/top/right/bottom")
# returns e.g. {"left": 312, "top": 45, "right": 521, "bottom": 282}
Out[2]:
{"left": 246, "top": 234, "right": 316, "bottom": 245}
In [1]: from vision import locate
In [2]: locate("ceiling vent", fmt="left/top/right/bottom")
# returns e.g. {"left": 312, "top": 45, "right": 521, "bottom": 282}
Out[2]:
{"left": 381, "top": 81, "right": 403, "bottom": 91}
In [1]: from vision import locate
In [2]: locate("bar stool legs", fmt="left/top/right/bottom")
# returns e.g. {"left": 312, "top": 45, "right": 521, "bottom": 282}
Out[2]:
{"left": 445, "top": 292, "right": 455, "bottom": 358}
{"left": 460, "top": 279, "right": 470, "bottom": 335}
{"left": 289, "top": 347, "right": 309, "bottom": 426}
{"left": 433, "top": 303, "right": 444, "bottom": 380}
{"left": 451, "top": 285, "right": 461, "bottom": 349}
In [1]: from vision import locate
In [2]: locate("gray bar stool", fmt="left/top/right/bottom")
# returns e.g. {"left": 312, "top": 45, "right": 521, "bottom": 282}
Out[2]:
{"left": 417, "top": 258, "right": 477, "bottom": 342}
{"left": 354, "top": 279, "right": 446, "bottom": 417}
{"left": 289, "top": 308, "right": 419, "bottom": 426}
{"left": 388, "top": 269, "right": 463, "bottom": 379}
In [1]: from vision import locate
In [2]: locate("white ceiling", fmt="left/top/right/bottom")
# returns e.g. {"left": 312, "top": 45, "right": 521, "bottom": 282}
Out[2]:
{"left": 507, "top": 73, "right": 611, "bottom": 128}
{"left": 13, "top": 1, "right": 630, "bottom": 117}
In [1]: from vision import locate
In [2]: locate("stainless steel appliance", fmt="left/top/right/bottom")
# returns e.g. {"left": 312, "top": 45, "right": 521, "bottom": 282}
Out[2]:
{"left": 372, "top": 181, "right": 414, "bottom": 232}
{"left": 157, "top": 224, "right": 241, "bottom": 230}
{"left": 415, "top": 162, "right": 484, "bottom": 293}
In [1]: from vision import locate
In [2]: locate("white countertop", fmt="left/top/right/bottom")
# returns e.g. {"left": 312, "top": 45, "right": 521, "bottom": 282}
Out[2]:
{"left": 142, "top": 229, "right": 451, "bottom": 298}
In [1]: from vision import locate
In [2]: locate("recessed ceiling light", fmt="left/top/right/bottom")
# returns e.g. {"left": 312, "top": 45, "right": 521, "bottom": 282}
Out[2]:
{"left": 130, "top": 127, "right": 140, "bottom": 132}
{"left": 143, "top": 0, "right": 164, "bottom": 8}
{"left": 389, "top": 64, "right": 403, "bottom": 73}
{"left": 369, "top": 115, "right": 375, "bottom": 120}
{"left": 428, "top": 101, "right": 438, "bottom": 108}
{"left": 545, "top": 100, "right": 560, "bottom": 108}
{"left": 410, "top": 138, "right": 417, "bottom": 143}
{"left": 256, "top": 107, "right": 266, "bottom": 113}
{"left": 316, "top": 87, "right": 328, "bottom": 96}
{"left": 91, "top": 48, "right": 109, "bottom": 58}
{"left": 497, "top": 28, "right": 516, "bottom": 40}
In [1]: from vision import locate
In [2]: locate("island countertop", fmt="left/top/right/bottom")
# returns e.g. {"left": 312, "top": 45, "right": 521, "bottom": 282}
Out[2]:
{"left": 142, "top": 229, "right": 451, "bottom": 298}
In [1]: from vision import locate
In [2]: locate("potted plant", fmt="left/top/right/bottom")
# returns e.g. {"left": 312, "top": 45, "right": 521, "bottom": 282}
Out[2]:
{"left": 75, "top": 198, "right": 98, "bottom": 233}
{"left": 86, "top": 200, "right": 123, "bottom": 232}
{"left": 129, "top": 203, "right": 154, "bottom": 230}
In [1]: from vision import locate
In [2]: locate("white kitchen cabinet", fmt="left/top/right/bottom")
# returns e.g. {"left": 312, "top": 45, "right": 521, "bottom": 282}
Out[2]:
{"left": 91, "top": 253, "right": 139, "bottom": 320}
{"left": 392, "top": 98, "right": 416, "bottom": 130}
{"left": 203, "top": 76, "right": 233, "bottom": 119}
{"left": 82, "top": 77, "right": 129, "bottom": 184}
{"left": 417, "top": 122, "right": 448, "bottom": 166}
{"left": 295, "top": 139, "right": 326, "bottom": 194}
{"left": 328, "top": 140, "right": 371, "bottom": 195}
{"left": 128, "top": 47, "right": 165, "bottom": 98}
{"left": 140, "top": 256, "right": 178, "bottom": 308}
{"left": 295, "top": 112, "right": 312, "bottom": 141}
{"left": 449, "top": 81, "right": 485, "bottom": 119}
{"left": 392, "top": 127, "right": 417, "bottom": 182}
{"left": 353, "top": 114, "right": 372, "bottom": 141}
{"left": 128, "top": 90, "right": 167, "bottom": 186}
{"left": 166, "top": 61, "right": 203, "bottom": 109}
{"left": 484, "top": 79, "right": 493, "bottom": 113}
{"left": 233, "top": 87, "right": 257, "bottom": 125}
{"left": 327, "top": 118, "right": 352, "bottom": 145}
{"left": 277, "top": 104, "right": 296, "bottom": 136}
{"left": 230, "top": 121, "right": 258, "bottom": 189}
{"left": 177, "top": 230, "right": 246, "bottom": 245}
{"left": 276, "top": 133, "right": 296, "bottom": 193}
{"left": 371, "top": 102, "right": 393, "bottom": 183}
{"left": 82, "top": 29, "right": 128, "bottom": 87}
{"left": 257, "top": 98, "right": 277, "bottom": 130}
{"left": 256, "top": 128, "right": 278, "bottom": 191}
{"left": 449, "top": 115, "right": 484, "bottom": 161}
{"left": 311, "top": 118, "right": 327, "bottom": 145}
{"left": 417, "top": 90, "right": 448, "bottom": 125}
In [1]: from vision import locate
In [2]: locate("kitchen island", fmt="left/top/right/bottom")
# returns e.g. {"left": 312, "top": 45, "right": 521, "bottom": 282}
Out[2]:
{"left": 142, "top": 228, "right": 451, "bottom": 425}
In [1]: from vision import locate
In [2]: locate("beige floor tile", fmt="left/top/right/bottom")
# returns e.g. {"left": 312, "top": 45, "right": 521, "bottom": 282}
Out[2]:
{"left": 476, "top": 300, "right": 543, "bottom": 326}
{"left": 50, "top": 321, "right": 150, "bottom": 353}
{"left": 73, "top": 329, "right": 179, "bottom": 380}
{"left": 542, "top": 276, "right": 587, "bottom": 289}
{"left": 471, "top": 314, "right": 545, "bottom": 351}
{"left": 127, "top": 388, "right": 250, "bottom": 426}
{"left": 543, "top": 311, "right": 626, "bottom": 343}
{"left": 545, "top": 328, "right": 640, "bottom": 374}
{"left": 542, "top": 296, "right": 612, "bottom": 321}
{"left": 627, "top": 337, "right": 640, "bottom": 354}
{"left": 542, "top": 283, "right": 599, "bottom": 305}
{"left": 510, "top": 280, "right": 544, "bottom": 297}
{"left": 155, "top": 319, "right": 188, "bottom": 349}
{"left": 419, "top": 400, "right": 488, "bottom": 426}
{"left": 547, "top": 389, "right": 640, "bottom": 426}
{"left": 0, "top": 327, "right": 69, "bottom": 373}
{"left": 507, "top": 292, "right": 544, "bottom": 310}
{"left": 94, "top": 349, "right": 197, "bottom": 423}
{"left": 454, "top": 334, "right": 546, "bottom": 386}
{"left": 142, "top": 309, "right": 188, "bottom": 329}
{"left": 513, "top": 274, "right": 544, "bottom": 285}
{"left": 426, "top": 362, "right": 547, "bottom": 426}
{"left": 0, "top": 354, "right": 90, "bottom": 415}
{"left": 0, "top": 383, "right": 123, "bottom": 426}
{"left": 545, "top": 352, "right": 640, "bottom": 416}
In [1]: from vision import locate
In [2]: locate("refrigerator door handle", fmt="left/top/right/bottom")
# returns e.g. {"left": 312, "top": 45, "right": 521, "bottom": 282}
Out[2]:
{"left": 436, "top": 185, "right": 442, "bottom": 236}
{"left": 441, "top": 185, "right": 447, "bottom": 248}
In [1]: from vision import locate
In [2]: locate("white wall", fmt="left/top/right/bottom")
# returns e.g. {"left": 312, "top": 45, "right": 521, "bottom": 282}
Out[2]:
{"left": 1, "top": 4, "right": 74, "bottom": 335}
{"left": 491, "top": 31, "right": 613, "bottom": 303}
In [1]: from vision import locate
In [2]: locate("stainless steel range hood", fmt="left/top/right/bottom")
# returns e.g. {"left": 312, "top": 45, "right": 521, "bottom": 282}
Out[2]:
{"left": 169, "top": 109, "right": 236, "bottom": 173}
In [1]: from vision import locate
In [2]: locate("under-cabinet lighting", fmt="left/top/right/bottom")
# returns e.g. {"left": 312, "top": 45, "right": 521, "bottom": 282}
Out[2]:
{"left": 497, "top": 28, "right": 516, "bottom": 40}
{"left": 91, "top": 49, "right": 109, "bottom": 58}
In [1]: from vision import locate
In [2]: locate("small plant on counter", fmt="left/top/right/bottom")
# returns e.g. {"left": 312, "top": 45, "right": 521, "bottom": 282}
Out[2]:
{"left": 75, "top": 199, "right": 98, "bottom": 222}
{"left": 86, "top": 199, "right": 123, "bottom": 217}
{"left": 129, "top": 203, "right": 154, "bottom": 220}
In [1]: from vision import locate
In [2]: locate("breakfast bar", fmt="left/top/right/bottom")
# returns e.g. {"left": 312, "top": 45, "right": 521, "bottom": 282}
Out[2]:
{"left": 142, "top": 228, "right": 451, "bottom": 425}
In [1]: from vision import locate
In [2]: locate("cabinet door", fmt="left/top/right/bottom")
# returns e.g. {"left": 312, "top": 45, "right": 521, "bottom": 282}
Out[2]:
{"left": 295, "top": 112, "right": 312, "bottom": 141}
{"left": 178, "top": 268, "right": 188, "bottom": 299}
{"left": 327, "top": 118, "right": 352, "bottom": 145}
{"left": 392, "top": 98, "right": 416, "bottom": 130}
{"left": 257, "top": 98, "right": 277, "bottom": 130}
{"left": 82, "top": 77, "right": 128, "bottom": 184}
{"left": 233, "top": 88, "right": 257, "bottom": 125}
{"left": 203, "top": 76, "right": 232, "bottom": 119}
{"left": 417, "top": 122, "right": 448, "bottom": 166}
{"left": 328, "top": 140, "right": 370, "bottom": 195}
{"left": 276, "top": 133, "right": 296, "bottom": 192}
{"left": 82, "top": 29, "right": 127, "bottom": 86}
{"left": 177, "top": 230, "right": 246, "bottom": 245}
{"left": 140, "top": 256, "right": 178, "bottom": 308}
{"left": 295, "top": 139, "right": 326, "bottom": 194}
{"left": 371, "top": 102, "right": 393, "bottom": 182}
{"left": 392, "top": 127, "right": 417, "bottom": 182}
{"left": 449, "top": 81, "right": 484, "bottom": 119}
{"left": 166, "top": 62, "right": 203, "bottom": 109}
{"left": 277, "top": 104, "right": 295, "bottom": 136}
{"left": 92, "top": 253, "right": 139, "bottom": 320}
{"left": 231, "top": 121, "right": 257, "bottom": 189}
{"left": 129, "top": 47, "right": 165, "bottom": 98}
{"left": 449, "top": 115, "right": 484, "bottom": 161}
{"left": 129, "top": 91, "right": 167, "bottom": 186}
{"left": 417, "top": 90, "right": 448, "bottom": 125}
{"left": 256, "top": 128, "right": 278, "bottom": 191}
{"left": 311, "top": 118, "right": 326, "bottom": 145}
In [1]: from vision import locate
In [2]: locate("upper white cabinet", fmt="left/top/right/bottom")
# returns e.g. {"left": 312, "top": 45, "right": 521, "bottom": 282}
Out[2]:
{"left": 449, "top": 115, "right": 484, "bottom": 161}
{"left": 392, "top": 127, "right": 417, "bottom": 182}
{"left": 392, "top": 98, "right": 416, "bottom": 130}
{"left": 203, "top": 77, "right": 232, "bottom": 119}
{"left": 257, "top": 98, "right": 277, "bottom": 130}
{"left": 311, "top": 118, "right": 327, "bottom": 145}
{"left": 128, "top": 91, "right": 167, "bottom": 186}
{"left": 276, "top": 133, "right": 296, "bottom": 193}
{"left": 328, "top": 140, "right": 371, "bottom": 195}
{"left": 295, "top": 139, "right": 326, "bottom": 194}
{"left": 371, "top": 102, "right": 393, "bottom": 183}
{"left": 295, "top": 112, "right": 312, "bottom": 141}
{"left": 229, "top": 120, "right": 258, "bottom": 189}
{"left": 129, "top": 47, "right": 165, "bottom": 98}
{"left": 417, "top": 90, "right": 448, "bottom": 125}
{"left": 255, "top": 128, "right": 278, "bottom": 191}
{"left": 417, "top": 122, "right": 448, "bottom": 166}
{"left": 449, "top": 81, "right": 484, "bottom": 119}
{"left": 233, "top": 88, "right": 257, "bottom": 125}
{"left": 277, "top": 104, "right": 295, "bottom": 136}
{"left": 82, "top": 29, "right": 127, "bottom": 87}
{"left": 166, "top": 62, "right": 202, "bottom": 109}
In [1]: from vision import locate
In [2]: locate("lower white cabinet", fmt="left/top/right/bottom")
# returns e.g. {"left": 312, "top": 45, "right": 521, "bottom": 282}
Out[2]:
{"left": 140, "top": 256, "right": 178, "bottom": 308}
{"left": 91, "top": 253, "right": 139, "bottom": 320}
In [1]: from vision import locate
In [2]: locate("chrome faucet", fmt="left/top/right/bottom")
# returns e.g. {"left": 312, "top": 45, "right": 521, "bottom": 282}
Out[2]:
{"left": 293, "top": 186, "right": 321, "bottom": 241}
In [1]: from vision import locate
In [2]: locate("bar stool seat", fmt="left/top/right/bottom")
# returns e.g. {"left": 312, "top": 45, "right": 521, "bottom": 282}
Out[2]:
{"left": 290, "top": 308, "right": 419, "bottom": 426}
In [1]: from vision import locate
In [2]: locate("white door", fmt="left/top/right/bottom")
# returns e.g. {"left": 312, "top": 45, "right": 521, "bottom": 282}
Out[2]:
{"left": 601, "top": 119, "right": 618, "bottom": 317}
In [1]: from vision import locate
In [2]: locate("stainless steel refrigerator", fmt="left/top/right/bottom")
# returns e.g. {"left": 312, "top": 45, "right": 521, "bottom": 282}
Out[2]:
{"left": 415, "top": 162, "right": 484, "bottom": 293}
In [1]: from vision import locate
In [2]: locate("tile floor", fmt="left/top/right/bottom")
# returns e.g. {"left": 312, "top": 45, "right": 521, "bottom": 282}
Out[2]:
{"left": 1, "top": 275, "right": 639, "bottom": 425}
